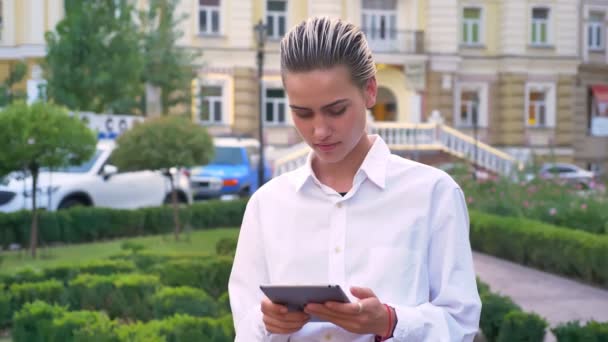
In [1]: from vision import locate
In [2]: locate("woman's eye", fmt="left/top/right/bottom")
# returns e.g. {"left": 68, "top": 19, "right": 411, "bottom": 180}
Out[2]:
{"left": 329, "top": 107, "right": 346, "bottom": 116}
{"left": 294, "top": 111, "right": 313, "bottom": 119}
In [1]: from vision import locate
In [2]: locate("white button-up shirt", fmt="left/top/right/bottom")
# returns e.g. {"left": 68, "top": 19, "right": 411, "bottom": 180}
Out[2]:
{"left": 229, "top": 136, "right": 481, "bottom": 342}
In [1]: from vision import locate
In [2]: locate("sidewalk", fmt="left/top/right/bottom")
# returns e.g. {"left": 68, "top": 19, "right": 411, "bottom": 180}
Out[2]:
{"left": 474, "top": 252, "right": 608, "bottom": 341}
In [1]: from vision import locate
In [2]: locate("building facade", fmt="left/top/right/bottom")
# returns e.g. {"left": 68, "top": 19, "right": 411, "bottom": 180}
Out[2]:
{"left": 2, "top": 0, "right": 606, "bottom": 171}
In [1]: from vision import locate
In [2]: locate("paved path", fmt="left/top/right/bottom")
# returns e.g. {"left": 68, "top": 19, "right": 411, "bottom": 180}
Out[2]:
{"left": 473, "top": 252, "right": 608, "bottom": 342}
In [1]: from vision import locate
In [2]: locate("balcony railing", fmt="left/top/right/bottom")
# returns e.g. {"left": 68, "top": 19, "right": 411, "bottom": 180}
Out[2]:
{"left": 361, "top": 28, "right": 424, "bottom": 54}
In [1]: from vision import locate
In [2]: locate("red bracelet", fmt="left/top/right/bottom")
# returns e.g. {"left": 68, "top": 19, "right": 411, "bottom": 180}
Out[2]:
{"left": 374, "top": 304, "right": 393, "bottom": 341}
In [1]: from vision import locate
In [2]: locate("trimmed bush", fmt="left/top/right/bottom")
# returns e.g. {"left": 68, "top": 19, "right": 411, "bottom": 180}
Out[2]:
{"left": 0, "top": 290, "right": 11, "bottom": 326}
{"left": 0, "top": 199, "right": 247, "bottom": 248}
{"left": 10, "top": 279, "right": 65, "bottom": 311}
{"left": 68, "top": 273, "right": 159, "bottom": 321}
{"left": 479, "top": 291, "right": 521, "bottom": 342}
{"left": 50, "top": 310, "right": 118, "bottom": 342}
{"left": 152, "top": 286, "right": 217, "bottom": 319}
{"left": 552, "top": 321, "right": 608, "bottom": 342}
{"left": 12, "top": 301, "right": 66, "bottom": 342}
{"left": 154, "top": 256, "right": 233, "bottom": 297}
{"left": 215, "top": 237, "right": 237, "bottom": 256}
{"left": 1, "top": 267, "right": 45, "bottom": 288}
{"left": 217, "top": 292, "right": 231, "bottom": 316}
{"left": 44, "top": 259, "right": 136, "bottom": 285}
{"left": 115, "top": 314, "right": 232, "bottom": 342}
{"left": 470, "top": 210, "right": 608, "bottom": 287}
{"left": 496, "top": 311, "right": 547, "bottom": 342}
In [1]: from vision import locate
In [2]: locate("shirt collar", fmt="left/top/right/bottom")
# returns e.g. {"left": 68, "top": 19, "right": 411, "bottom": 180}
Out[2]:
{"left": 289, "top": 135, "right": 390, "bottom": 192}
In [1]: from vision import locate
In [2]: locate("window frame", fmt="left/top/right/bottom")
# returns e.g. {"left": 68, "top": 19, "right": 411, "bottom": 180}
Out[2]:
{"left": 587, "top": 11, "right": 605, "bottom": 51}
{"left": 524, "top": 82, "right": 556, "bottom": 128}
{"left": 199, "top": 83, "right": 226, "bottom": 125}
{"left": 453, "top": 82, "right": 488, "bottom": 128}
{"left": 461, "top": 6, "right": 484, "bottom": 46}
{"left": 530, "top": 6, "right": 552, "bottom": 46}
{"left": 266, "top": 0, "right": 287, "bottom": 40}
{"left": 263, "top": 86, "right": 288, "bottom": 125}
{"left": 199, "top": 0, "right": 221, "bottom": 36}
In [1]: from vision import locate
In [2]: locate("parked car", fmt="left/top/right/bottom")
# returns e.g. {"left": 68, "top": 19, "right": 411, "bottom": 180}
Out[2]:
{"left": 525, "top": 163, "right": 597, "bottom": 188}
{"left": 190, "top": 137, "right": 272, "bottom": 200}
{"left": 0, "top": 140, "right": 192, "bottom": 213}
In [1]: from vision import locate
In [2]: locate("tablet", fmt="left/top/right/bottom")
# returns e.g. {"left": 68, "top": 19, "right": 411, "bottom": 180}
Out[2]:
{"left": 260, "top": 284, "right": 351, "bottom": 322}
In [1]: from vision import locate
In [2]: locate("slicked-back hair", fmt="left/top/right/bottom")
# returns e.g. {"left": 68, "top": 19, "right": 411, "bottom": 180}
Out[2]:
{"left": 280, "top": 16, "right": 376, "bottom": 88}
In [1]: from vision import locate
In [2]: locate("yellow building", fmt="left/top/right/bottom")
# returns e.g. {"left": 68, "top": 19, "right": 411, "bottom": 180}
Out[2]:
{"left": 3, "top": 0, "right": 604, "bottom": 173}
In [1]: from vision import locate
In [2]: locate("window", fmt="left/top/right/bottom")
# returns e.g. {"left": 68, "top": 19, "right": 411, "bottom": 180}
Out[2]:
{"left": 266, "top": 0, "right": 286, "bottom": 39}
{"left": 531, "top": 7, "right": 550, "bottom": 45}
{"left": 459, "top": 91, "right": 479, "bottom": 126}
{"left": 199, "top": 0, "right": 220, "bottom": 35}
{"left": 0, "top": 0, "right": 4, "bottom": 40}
{"left": 264, "top": 88, "right": 287, "bottom": 124}
{"left": 462, "top": 7, "right": 482, "bottom": 45}
{"left": 200, "top": 85, "right": 223, "bottom": 123}
{"left": 589, "top": 85, "right": 608, "bottom": 136}
{"left": 525, "top": 83, "right": 556, "bottom": 128}
{"left": 454, "top": 82, "right": 488, "bottom": 128}
{"left": 588, "top": 12, "right": 605, "bottom": 51}
{"left": 361, "top": 0, "right": 397, "bottom": 45}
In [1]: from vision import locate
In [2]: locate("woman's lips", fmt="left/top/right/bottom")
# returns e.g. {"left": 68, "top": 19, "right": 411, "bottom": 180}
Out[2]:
{"left": 315, "top": 142, "right": 339, "bottom": 152}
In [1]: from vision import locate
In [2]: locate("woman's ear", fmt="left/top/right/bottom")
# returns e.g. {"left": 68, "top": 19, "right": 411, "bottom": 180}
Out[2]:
{"left": 364, "top": 77, "right": 378, "bottom": 109}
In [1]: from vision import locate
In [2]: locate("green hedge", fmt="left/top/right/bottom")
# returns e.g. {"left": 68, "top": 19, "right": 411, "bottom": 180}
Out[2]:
{"left": 470, "top": 210, "right": 608, "bottom": 287}
{"left": 12, "top": 301, "right": 234, "bottom": 342}
{"left": 153, "top": 256, "right": 233, "bottom": 298}
{"left": 552, "top": 321, "right": 608, "bottom": 342}
{"left": 9, "top": 279, "right": 65, "bottom": 316}
{"left": 67, "top": 273, "right": 159, "bottom": 321}
{"left": 152, "top": 286, "right": 218, "bottom": 319}
{"left": 496, "top": 311, "right": 547, "bottom": 342}
{"left": 215, "top": 237, "right": 237, "bottom": 257}
{"left": 0, "top": 290, "right": 10, "bottom": 326}
{"left": 0, "top": 199, "right": 247, "bottom": 248}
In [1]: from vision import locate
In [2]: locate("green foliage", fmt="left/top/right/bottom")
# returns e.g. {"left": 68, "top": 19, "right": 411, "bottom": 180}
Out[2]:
{"left": 44, "top": 0, "right": 143, "bottom": 114}
{"left": 0, "top": 199, "right": 247, "bottom": 249}
{"left": 454, "top": 170, "right": 608, "bottom": 235}
{"left": 0, "top": 61, "right": 28, "bottom": 106}
{"left": 154, "top": 256, "right": 233, "bottom": 298}
{"left": 0, "top": 101, "right": 96, "bottom": 179}
{"left": 496, "top": 311, "right": 547, "bottom": 342}
{"left": 12, "top": 301, "right": 67, "bottom": 342}
{"left": 112, "top": 116, "right": 214, "bottom": 171}
{"left": 152, "top": 286, "right": 217, "bottom": 318}
{"left": 215, "top": 237, "right": 237, "bottom": 257}
{"left": 217, "top": 292, "right": 231, "bottom": 316}
{"left": 552, "top": 321, "right": 608, "bottom": 342}
{"left": 67, "top": 273, "right": 159, "bottom": 320}
{"left": 470, "top": 210, "right": 608, "bottom": 287}
{"left": 479, "top": 291, "right": 521, "bottom": 342}
{"left": 0, "top": 290, "right": 11, "bottom": 326}
{"left": 121, "top": 241, "right": 147, "bottom": 253}
{"left": 50, "top": 309, "right": 118, "bottom": 342}
{"left": 139, "top": 0, "right": 199, "bottom": 114}
{"left": 9, "top": 279, "right": 65, "bottom": 312}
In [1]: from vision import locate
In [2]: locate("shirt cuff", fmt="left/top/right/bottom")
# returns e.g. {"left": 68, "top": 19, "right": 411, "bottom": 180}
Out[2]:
{"left": 388, "top": 304, "right": 427, "bottom": 341}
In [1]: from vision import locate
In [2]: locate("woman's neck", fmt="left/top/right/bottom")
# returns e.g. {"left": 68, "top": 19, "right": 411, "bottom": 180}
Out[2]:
{"left": 312, "top": 134, "right": 374, "bottom": 193}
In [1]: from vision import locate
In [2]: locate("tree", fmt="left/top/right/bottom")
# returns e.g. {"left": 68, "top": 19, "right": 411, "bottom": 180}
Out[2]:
{"left": 0, "top": 102, "right": 97, "bottom": 257}
{"left": 0, "top": 61, "right": 28, "bottom": 107}
{"left": 44, "top": 0, "right": 144, "bottom": 114}
{"left": 139, "top": 0, "right": 200, "bottom": 115}
{"left": 111, "top": 116, "right": 214, "bottom": 240}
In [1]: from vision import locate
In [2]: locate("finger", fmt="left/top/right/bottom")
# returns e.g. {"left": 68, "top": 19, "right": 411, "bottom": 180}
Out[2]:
{"left": 350, "top": 286, "right": 376, "bottom": 300}
{"left": 263, "top": 313, "right": 308, "bottom": 332}
{"left": 324, "top": 301, "right": 362, "bottom": 315}
{"left": 261, "top": 299, "right": 288, "bottom": 315}
{"left": 305, "top": 303, "right": 352, "bottom": 321}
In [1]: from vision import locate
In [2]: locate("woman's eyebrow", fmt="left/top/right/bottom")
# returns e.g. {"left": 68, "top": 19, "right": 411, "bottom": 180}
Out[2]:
{"left": 289, "top": 99, "right": 349, "bottom": 111}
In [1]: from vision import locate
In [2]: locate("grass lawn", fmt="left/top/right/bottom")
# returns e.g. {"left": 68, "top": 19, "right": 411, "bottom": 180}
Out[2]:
{"left": 0, "top": 228, "right": 239, "bottom": 273}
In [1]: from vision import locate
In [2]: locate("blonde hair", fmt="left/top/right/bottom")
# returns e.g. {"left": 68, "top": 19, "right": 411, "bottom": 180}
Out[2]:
{"left": 280, "top": 16, "right": 376, "bottom": 88}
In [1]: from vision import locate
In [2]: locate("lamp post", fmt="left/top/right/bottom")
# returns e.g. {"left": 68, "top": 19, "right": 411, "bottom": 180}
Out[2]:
{"left": 254, "top": 20, "right": 267, "bottom": 188}
{"left": 472, "top": 94, "right": 479, "bottom": 180}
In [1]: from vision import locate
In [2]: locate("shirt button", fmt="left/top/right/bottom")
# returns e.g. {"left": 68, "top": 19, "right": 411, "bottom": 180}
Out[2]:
{"left": 334, "top": 246, "right": 341, "bottom": 253}
{"left": 336, "top": 202, "right": 343, "bottom": 208}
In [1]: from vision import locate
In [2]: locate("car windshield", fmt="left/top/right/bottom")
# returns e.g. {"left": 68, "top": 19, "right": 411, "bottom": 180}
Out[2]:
{"left": 210, "top": 147, "right": 244, "bottom": 165}
{"left": 40, "top": 149, "right": 103, "bottom": 173}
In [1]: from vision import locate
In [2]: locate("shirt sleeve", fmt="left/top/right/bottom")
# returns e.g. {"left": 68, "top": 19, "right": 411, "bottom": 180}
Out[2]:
{"left": 228, "top": 194, "right": 291, "bottom": 342}
{"left": 389, "top": 180, "right": 481, "bottom": 341}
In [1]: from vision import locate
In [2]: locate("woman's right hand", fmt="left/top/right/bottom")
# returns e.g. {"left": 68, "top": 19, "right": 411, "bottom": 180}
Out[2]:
{"left": 261, "top": 298, "right": 310, "bottom": 334}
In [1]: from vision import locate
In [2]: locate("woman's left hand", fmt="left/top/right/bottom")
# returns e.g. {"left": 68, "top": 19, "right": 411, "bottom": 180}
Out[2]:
{"left": 304, "top": 286, "right": 390, "bottom": 336}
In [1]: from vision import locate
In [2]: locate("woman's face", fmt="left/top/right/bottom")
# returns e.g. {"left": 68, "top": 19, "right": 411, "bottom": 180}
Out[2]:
{"left": 283, "top": 65, "right": 377, "bottom": 164}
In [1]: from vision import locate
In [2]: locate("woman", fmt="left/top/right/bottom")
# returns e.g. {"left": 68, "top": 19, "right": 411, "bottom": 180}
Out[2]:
{"left": 229, "top": 17, "right": 481, "bottom": 341}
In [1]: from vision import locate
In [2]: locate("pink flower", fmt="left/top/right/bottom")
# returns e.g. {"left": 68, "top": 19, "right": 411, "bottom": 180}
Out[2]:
{"left": 467, "top": 197, "right": 474, "bottom": 204}
{"left": 549, "top": 208, "right": 557, "bottom": 216}
{"left": 581, "top": 203, "right": 587, "bottom": 210}
{"left": 523, "top": 200, "right": 530, "bottom": 208}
